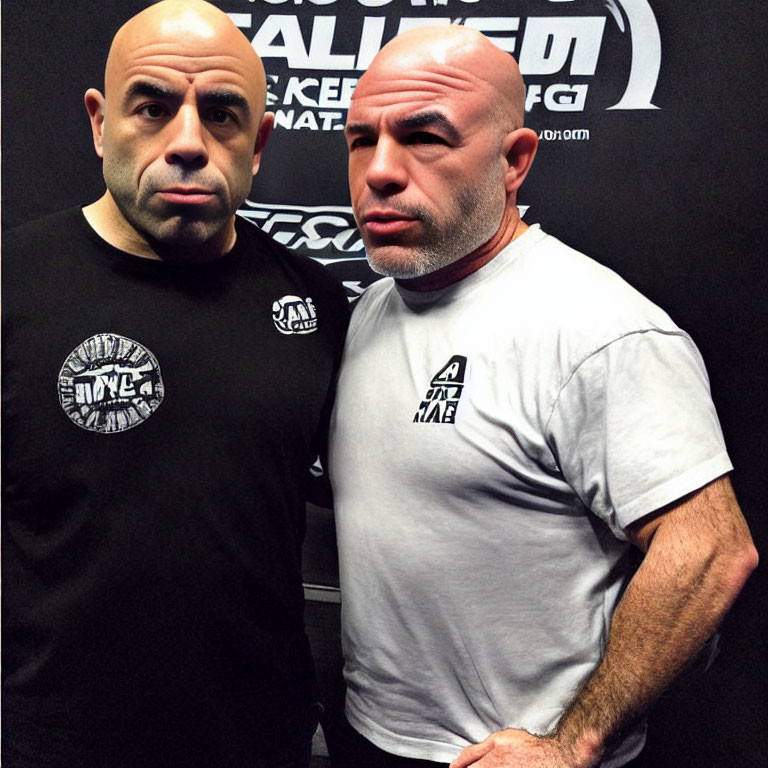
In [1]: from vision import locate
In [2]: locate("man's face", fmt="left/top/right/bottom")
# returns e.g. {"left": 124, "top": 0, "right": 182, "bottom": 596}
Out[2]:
{"left": 94, "top": 29, "right": 267, "bottom": 253}
{"left": 345, "top": 56, "right": 507, "bottom": 279}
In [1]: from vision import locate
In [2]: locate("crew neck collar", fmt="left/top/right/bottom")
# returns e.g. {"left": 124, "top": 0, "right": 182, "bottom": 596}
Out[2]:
{"left": 76, "top": 206, "right": 243, "bottom": 270}
{"left": 394, "top": 224, "right": 544, "bottom": 306}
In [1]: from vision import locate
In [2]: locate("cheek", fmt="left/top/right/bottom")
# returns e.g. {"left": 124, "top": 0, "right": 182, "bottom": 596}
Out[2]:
{"left": 419, "top": 173, "right": 462, "bottom": 214}
{"left": 101, "top": 137, "right": 135, "bottom": 181}
{"left": 103, "top": 131, "right": 159, "bottom": 182}
{"left": 347, "top": 161, "right": 366, "bottom": 199}
{"left": 221, "top": 146, "right": 257, "bottom": 195}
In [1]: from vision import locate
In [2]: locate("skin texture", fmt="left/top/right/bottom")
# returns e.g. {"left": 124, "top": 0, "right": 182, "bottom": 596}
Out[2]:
{"left": 83, "top": 0, "right": 273, "bottom": 261}
{"left": 348, "top": 26, "right": 759, "bottom": 768}
{"left": 345, "top": 25, "right": 537, "bottom": 289}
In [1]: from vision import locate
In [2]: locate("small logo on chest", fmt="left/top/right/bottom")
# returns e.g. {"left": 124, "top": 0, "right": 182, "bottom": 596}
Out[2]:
{"left": 413, "top": 355, "right": 468, "bottom": 424}
{"left": 272, "top": 295, "right": 318, "bottom": 335}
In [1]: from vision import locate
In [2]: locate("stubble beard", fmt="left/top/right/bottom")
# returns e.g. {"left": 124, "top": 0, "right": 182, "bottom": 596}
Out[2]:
{"left": 103, "top": 159, "right": 239, "bottom": 259}
{"left": 363, "top": 175, "right": 505, "bottom": 280}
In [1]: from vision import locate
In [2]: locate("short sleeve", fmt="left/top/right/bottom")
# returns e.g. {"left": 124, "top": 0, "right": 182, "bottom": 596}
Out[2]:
{"left": 546, "top": 330, "right": 733, "bottom": 539}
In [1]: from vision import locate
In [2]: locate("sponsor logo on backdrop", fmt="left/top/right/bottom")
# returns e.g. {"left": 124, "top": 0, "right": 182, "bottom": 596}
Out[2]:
{"left": 241, "top": 201, "right": 364, "bottom": 264}
{"left": 228, "top": 0, "right": 661, "bottom": 131}
{"left": 58, "top": 333, "right": 164, "bottom": 434}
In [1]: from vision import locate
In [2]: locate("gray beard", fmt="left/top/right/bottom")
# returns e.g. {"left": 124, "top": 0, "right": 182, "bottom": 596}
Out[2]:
{"left": 365, "top": 175, "right": 504, "bottom": 280}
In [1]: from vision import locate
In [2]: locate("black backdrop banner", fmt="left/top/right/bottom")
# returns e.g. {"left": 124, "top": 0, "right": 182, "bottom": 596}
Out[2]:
{"left": 2, "top": 2, "right": 767, "bottom": 766}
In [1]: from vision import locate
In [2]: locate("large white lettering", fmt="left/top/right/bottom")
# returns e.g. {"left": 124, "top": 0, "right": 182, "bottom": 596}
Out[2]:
{"left": 357, "top": 16, "right": 387, "bottom": 69}
{"left": 251, "top": 15, "right": 310, "bottom": 67}
{"left": 273, "top": 109, "right": 345, "bottom": 130}
{"left": 518, "top": 17, "right": 606, "bottom": 76}
{"left": 251, "top": 15, "right": 355, "bottom": 70}
{"left": 525, "top": 83, "right": 589, "bottom": 112}
{"left": 306, "top": 16, "right": 356, "bottom": 69}
{"left": 282, "top": 76, "right": 358, "bottom": 107}
{"left": 244, "top": 14, "right": 607, "bottom": 75}
{"left": 233, "top": 5, "right": 660, "bottom": 117}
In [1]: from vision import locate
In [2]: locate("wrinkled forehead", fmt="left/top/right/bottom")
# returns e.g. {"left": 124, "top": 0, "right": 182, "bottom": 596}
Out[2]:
{"left": 348, "top": 56, "right": 493, "bottom": 125}
{"left": 106, "top": 23, "right": 265, "bottom": 106}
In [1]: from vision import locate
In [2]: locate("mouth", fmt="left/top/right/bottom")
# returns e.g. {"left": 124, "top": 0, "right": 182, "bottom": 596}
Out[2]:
{"left": 363, "top": 209, "right": 418, "bottom": 237}
{"left": 157, "top": 187, "right": 216, "bottom": 205}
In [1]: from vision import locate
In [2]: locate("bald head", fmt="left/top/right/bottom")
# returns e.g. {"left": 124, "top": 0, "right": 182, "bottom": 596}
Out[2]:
{"left": 84, "top": 0, "right": 275, "bottom": 261}
{"left": 105, "top": 0, "right": 267, "bottom": 116}
{"left": 354, "top": 25, "right": 526, "bottom": 132}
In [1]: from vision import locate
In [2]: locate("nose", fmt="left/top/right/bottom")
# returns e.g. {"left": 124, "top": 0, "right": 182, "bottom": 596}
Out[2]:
{"left": 364, "top": 136, "right": 408, "bottom": 193}
{"left": 164, "top": 105, "right": 208, "bottom": 168}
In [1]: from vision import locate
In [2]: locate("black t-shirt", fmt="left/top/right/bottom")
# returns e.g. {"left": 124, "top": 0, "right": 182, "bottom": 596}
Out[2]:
{"left": 1, "top": 208, "right": 349, "bottom": 767}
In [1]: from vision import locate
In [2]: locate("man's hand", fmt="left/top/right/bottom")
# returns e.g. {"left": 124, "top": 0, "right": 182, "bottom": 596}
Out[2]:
{"left": 449, "top": 728, "right": 593, "bottom": 768}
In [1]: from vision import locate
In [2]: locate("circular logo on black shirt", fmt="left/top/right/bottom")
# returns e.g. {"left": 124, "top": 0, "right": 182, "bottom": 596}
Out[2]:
{"left": 272, "top": 294, "right": 318, "bottom": 335}
{"left": 58, "top": 333, "right": 164, "bottom": 434}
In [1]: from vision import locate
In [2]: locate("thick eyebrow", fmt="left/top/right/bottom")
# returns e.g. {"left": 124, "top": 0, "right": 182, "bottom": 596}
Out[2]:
{"left": 122, "top": 80, "right": 251, "bottom": 119}
{"left": 199, "top": 90, "right": 251, "bottom": 119}
{"left": 345, "top": 120, "right": 375, "bottom": 138}
{"left": 122, "top": 81, "right": 177, "bottom": 110}
{"left": 345, "top": 111, "right": 461, "bottom": 144}
{"left": 398, "top": 111, "right": 461, "bottom": 143}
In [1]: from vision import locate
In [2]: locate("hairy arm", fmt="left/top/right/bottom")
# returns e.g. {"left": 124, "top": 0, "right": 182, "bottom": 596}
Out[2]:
{"left": 450, "top": 475, "right": 758, "bottom": 768}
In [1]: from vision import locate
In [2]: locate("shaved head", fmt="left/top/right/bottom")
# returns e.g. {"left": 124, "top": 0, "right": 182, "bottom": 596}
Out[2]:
{"left": 105, "top": 0, "right": 267, "bottom": 120}
{"left": 84, "top": 0, "right": 274, "bottom": 260}
{"left": 353, "top": 25, "right": 526, "bottom": 133}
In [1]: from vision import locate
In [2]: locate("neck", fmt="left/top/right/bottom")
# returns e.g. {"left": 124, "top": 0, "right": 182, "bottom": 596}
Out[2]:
{"left": 396, "top": 208, "right": 526, "bottom": 292}
{"left": 82, "top": 192, "right": 236, "bottom": 263}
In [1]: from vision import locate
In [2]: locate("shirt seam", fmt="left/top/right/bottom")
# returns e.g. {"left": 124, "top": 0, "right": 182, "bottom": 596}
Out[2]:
{"left": 543, "top": 327, "right": 694, "bottom": 433}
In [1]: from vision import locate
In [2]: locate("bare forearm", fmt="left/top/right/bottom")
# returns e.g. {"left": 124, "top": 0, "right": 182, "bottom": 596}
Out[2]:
{"left": 553, "top": 477, "right": 758, "bottom": 766}
{"left": 450, "top": 478, "right": 756, "bottom": 768}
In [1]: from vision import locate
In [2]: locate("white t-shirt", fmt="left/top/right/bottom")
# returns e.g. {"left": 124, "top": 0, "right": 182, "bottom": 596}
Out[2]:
{"left": 328, "top": 225, "right": 732, "bottom": 766}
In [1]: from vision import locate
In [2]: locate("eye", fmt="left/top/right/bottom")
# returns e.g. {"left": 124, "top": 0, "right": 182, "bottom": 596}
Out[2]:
{"left": 138, "top": 103, "right": 168, "bottom": 119}
{"left": 207, "top": 109, "right": 236, "bottom": 125}
{"left": 406, "top": 132, "right": 447, "bottom": 145}
{"left": 349, "top": 136, "right": 376, "bottom": 150}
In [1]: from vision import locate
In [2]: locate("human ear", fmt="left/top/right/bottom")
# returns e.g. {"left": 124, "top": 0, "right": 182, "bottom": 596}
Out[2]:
{"left": 503, "top": 127, "right": 538, "bottom": 195}
{"left": 252, "top": 112, "right": 275, "bottom": 176}
{"left": 84, "top": 89, "right": 106, "bottom": 159}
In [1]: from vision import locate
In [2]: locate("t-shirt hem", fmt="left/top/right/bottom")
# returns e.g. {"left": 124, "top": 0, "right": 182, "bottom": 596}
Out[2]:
{"left": 346, "top": 702, "right": 464, "bottom": 763}
{"left": 616, "top": 452, "right": 733, "bottom": 532}
{"left": 346, "top": 702, "right": 647, "bottom": 767}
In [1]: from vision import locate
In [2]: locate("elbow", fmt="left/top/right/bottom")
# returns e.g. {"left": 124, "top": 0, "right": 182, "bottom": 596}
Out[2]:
{"left": 723, "top": 537, "right": 759, "bottom": 598}
{"left": 693, "top": 527, "right": 759, "bottom": 609}
{"left": 737, "top": 539, "right": 759, "bottom": 584}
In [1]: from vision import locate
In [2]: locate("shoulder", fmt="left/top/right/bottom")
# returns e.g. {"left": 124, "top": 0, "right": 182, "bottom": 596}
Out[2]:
{"left": 468, "top": 227, "right": 698, "bottom": 399}
{"left": 234, "top": 215, "right": 350, "bottom": 332}
{"left": 2, "top": 207, "right": 89, "bottom": 290}
{"left": 235, "top": 216, "right": 343, "bottom": 292}
{"left": 3, "top": 207, "right": 83, "bottom": 250}
{"left": 517, "top": 229, "right": 656, "bottom": 307}
{"left": 511, "top": 227, "right": 682, "bottom": 341}
{"left": 349, "top": 277, "right": 395, "bottom": 320}
{"left": 355, "top": 276, "right": 397, "bottom": 308}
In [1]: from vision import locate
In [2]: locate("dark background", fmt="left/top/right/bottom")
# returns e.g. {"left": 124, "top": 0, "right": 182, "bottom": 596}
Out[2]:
{"left": 3, "top": 2, "right": 766, "bottom": 766}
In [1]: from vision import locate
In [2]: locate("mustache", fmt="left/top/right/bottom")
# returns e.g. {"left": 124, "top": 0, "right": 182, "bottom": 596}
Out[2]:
{"left": 143, "top": 169, "right": 226, "bottom": 196}
{"left": 358, "top": 199, "right": 434, "bottom": 225}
